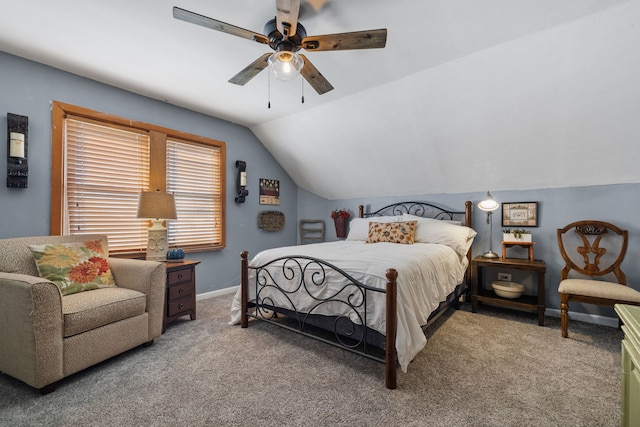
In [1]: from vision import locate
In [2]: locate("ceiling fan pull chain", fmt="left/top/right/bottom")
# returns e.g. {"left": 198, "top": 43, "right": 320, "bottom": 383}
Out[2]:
{"left": 301, "top": 78, "right": 305, "bottom": 104}
{"left": 268, "top": 70, "right": 271, "bottom": 109}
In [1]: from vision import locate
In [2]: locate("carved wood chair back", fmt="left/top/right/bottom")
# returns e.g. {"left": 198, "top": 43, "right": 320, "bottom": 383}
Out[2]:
{"left": 557, "top": 220, "right": 640, "bottom": 337}
{"left": 558, "top": 220, "right": 628, "bottom": 282}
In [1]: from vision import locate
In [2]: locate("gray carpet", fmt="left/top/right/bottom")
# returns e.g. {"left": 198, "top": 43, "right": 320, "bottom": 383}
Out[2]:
{"left": 0, "top": 293, "right": 622, "bottom": 426}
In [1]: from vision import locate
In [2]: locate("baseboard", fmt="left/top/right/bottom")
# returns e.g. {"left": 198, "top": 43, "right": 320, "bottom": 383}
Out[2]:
{"left": 196, "top": 285, "right": 238, "bottom": 301}
{"left": 545, "top": 308, "right": 618, "bottom": 328}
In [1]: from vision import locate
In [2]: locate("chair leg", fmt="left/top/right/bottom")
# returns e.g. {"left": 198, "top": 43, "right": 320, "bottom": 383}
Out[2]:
{"left": 39, "top": 382, "right": 57, "bottom": 395}
{"left": 560, "top": 293, "right": 569, "bottom": 338}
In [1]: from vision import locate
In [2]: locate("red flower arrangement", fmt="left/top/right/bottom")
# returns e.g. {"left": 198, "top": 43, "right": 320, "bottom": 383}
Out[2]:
{"left": 330, "top": 209, "right": 351, "bottom": 219}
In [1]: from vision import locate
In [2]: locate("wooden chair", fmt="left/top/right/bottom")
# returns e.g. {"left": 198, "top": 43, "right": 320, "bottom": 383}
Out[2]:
{"left": 557, "top": 220, "right": 640, "bottom": 338}
{"left": 299, "top": 219, "right": 325, "bottom": 244}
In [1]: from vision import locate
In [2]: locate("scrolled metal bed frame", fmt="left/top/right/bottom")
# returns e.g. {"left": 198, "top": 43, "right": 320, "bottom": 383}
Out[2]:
{"left": 240, "top": 201, "right": 473, "bottom": 389}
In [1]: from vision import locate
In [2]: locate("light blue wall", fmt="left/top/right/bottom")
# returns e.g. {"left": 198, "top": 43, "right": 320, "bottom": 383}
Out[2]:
{"left": 3, "top": 50, "right": 639, "bottom": 322}
{"left": 0, "top": 51, "right": 297, "bottom": 293}
{"left": 300, "top": 184, "right": 640, "bottom": 319}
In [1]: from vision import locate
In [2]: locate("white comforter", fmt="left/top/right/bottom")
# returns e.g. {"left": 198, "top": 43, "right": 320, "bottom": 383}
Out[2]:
{"left": 230, "top": 240, "right": 468, "bottom": 372}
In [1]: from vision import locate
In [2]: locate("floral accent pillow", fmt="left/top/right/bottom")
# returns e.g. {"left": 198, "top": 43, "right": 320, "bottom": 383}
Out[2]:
{"left": 346, "top": 216, "right": 404, "bottom": 241}
{"left": 29, "top": 240, "right": 116, "bottom": 296}
{"left": 366, "top": 220, "right": 417, "bottom": 244}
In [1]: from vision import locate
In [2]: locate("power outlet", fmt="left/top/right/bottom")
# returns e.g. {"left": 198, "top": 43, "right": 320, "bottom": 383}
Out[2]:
{"left": 498, "top": 272, "right": 512, "bottom": 281}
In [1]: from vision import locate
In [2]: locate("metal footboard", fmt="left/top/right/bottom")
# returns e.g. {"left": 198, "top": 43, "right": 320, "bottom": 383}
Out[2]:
{"left": 240, "top": 251, "right": 398, "bottom": 389}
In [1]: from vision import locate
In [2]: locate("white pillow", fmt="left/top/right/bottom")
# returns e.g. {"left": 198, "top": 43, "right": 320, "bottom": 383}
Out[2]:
{"left": 346, "top": 216, "right": 403, "bottom": 241}
{"left": 402, "top": 214, "right": 477, "bottom": 258}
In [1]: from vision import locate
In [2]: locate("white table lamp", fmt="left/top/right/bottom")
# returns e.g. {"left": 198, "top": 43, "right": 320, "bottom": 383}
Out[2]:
{"left": 137, "top": 190, "right": 177, "bottom": 261}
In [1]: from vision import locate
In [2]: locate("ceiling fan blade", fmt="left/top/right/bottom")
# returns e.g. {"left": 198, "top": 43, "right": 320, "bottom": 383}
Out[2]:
{"left": 299, "top": 54, "right": 333, "bottom": 95}
{"left": 173, "top": 7, "right": 269, "bottom": 45}
{"left": 276, "top": 0, "right": 301, "bottom": 37}
{"left": 302, "top": 29, "right": 387, "bottom": 51}
{"left": 228, "top": 53, "right": 271, "bottom": 86}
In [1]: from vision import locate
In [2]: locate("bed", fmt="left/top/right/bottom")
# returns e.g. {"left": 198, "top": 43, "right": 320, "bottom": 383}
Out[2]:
{"left": 230, "top": 201, "right": 475, "bottom": 389}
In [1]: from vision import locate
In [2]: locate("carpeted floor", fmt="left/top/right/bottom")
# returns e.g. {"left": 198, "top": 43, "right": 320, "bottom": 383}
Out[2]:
{"left": 0, "top": 293, "right": 623, "bottom": 426}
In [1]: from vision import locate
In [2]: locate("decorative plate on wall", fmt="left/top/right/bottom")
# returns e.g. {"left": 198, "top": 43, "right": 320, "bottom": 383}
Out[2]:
{"left": 258, "top": 211, "right": 285, "bottom": 231}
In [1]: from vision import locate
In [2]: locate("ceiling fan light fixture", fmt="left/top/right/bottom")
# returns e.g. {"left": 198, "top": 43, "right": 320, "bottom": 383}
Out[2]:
{"left": 173, "top": 4, "right": 386, "bottom": 95}
{"left": 268, "top": 50, "right": 303, "bottom": 82}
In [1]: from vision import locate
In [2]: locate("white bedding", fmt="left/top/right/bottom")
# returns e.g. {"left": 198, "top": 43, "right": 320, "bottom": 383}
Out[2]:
{"left": 230, "top": 240, "right": 468, "bottom": 373}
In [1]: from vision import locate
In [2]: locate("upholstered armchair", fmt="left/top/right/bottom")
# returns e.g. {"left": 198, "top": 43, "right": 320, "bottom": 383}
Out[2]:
{"left": 0, "top": 234, "right": 165, "bottom": 394}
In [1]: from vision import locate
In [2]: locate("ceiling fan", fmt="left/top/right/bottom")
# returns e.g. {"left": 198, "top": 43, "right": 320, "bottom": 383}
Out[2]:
{"left": 172, "top": 0, "right": 387, "bottom": 95}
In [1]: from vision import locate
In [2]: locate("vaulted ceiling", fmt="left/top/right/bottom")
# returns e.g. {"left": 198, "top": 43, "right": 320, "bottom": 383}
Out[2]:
{"left": 1, "top": 0, "right": 638, "bottom": 200}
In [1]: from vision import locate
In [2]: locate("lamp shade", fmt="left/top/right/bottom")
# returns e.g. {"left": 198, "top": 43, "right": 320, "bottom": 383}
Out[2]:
{"left": 268, "top": 50, "right": 303, "bottom": 81}
{"left": 136, "top": 191, "right": 177, "bottom": 220}
{"left": 478, "top": 191, "right": 499, "bottom": 212}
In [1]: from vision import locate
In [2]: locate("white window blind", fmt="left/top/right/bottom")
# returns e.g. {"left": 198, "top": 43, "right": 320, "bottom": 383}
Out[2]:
{"left": 166, "top": 139, "right": 223, "bottom": 249}
{"left": 64, "top": 117, "right": 150, "bottom": 253}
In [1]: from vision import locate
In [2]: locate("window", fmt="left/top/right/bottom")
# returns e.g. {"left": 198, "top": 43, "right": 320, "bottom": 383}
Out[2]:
{"left": 64, "top": 118, "right": 150, "bottom": 251}
{"left": 51, "top": 101, "right": 226, "bottom": 255}
{"left": 166, "top": 138, "right": 223, "bottom": 248}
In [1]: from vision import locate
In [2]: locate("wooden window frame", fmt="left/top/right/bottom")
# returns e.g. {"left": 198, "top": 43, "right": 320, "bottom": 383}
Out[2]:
{"left": 51, "top": 101, "right": 226, "bottom": 255}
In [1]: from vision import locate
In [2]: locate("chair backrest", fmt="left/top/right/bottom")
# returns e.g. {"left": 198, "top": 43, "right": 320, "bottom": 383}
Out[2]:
{"left": 557, "top": 220, "right": 628, "bottom": 284}
{"left": 299, "top": 219, "right": 325, "bottom": 244}
{"left": 0, "top": 234, "right": 109, "bottom": 276}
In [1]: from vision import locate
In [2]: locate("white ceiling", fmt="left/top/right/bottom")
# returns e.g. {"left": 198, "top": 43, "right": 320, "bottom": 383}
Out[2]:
{"left": 1, "top": 0, "right": 639, "bottom": 200}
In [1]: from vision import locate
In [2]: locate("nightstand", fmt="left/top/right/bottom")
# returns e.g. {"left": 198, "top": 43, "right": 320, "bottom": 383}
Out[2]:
{"left": 470, "top": 256, "right": 546, "bottom": 326}
{"left": 163, "top": 260, "right": 200, "bottom": 332}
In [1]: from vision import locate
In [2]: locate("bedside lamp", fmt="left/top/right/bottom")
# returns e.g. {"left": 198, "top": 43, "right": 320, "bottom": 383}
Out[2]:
{"left": 137, "top": 190, "right": 177, "bottom": 261}
{"left": 478, "top": 191, "right": 499, "bottom": 259}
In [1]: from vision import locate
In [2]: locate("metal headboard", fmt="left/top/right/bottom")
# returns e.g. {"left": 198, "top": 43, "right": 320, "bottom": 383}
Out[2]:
{"left": 359, "top": 201, "right": 472, "bottom": 226}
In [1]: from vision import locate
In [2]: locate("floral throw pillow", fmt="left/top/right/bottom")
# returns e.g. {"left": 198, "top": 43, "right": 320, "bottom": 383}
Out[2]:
{"left": 29, "top": 240, "right": 116, "bottom": 296}
{"left": 366, "top": 220, "right": 417, "bottom": 244}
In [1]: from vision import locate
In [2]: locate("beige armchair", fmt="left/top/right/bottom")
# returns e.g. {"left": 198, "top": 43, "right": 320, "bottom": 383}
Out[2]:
{"left": 0, "top": 234, "right": 165, "bottom": 394}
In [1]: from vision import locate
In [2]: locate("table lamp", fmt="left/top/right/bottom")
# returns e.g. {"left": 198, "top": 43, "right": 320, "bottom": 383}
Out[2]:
{"left": 137, "top": 190, "right": 177, "bottom": 261}
{"left": 478, "top": 191, "right": 499, "bottom": 258}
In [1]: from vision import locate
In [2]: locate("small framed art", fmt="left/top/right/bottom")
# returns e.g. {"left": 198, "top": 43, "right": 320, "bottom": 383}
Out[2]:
{"left": 259, "top": 178, "right": 280, "bottom": 205}
{"left": 502, "top": 202, "right": 538, "bottom": 227}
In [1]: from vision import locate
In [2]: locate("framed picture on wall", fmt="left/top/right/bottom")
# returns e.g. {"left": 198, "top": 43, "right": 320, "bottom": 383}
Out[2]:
{"left": 259, "top": 178, "right": 280, "bottom": 205}
{"left": 502, "top": 202, "right": 538, "bottom": 227}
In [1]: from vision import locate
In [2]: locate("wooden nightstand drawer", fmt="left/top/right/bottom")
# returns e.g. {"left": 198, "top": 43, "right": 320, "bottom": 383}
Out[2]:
{"left": 167, "top": 297, "right": 195, "bottom": 317}
{"left": 168, "top": 283, "right": 193, "bottom": 301}
{"left": 167, "top": 268, "right": 192, "bottom": 285}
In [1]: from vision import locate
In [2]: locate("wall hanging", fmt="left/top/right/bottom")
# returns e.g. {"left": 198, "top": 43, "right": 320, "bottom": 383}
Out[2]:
{"left": 502, "top": 202, "right": 538, "bottom": 227}
{"left": 258, "top": 210, "right": 285, "bottom": 231}
{"left": 235, "top": 160, "right": 248, "bottom": 203}
{"left": 6, "top": 113, "right": 29, "bottom": 188}
{"left": 330, "top": 209, "right": 350, "bottom": 239}
{"left": 259, "top": 178, "right": 280, "bottom": 205}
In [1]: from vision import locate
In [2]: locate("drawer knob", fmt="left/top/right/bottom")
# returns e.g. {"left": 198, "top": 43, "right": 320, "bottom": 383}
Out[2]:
{"left": 177, "top": 273, "right": 183, "bottom": 279}
{"left": 179, "top": 303, "right": 184, "bottom": 310}
{"left": 179, "top": 287, "right": 185, "bottom": 294}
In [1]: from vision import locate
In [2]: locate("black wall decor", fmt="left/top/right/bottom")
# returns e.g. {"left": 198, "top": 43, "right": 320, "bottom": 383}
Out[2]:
{"left": 235, "top": 160, "right": 248, "bottom": 203}
{"left": 7, "top": 113, "right": 29, "bottom": 188}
